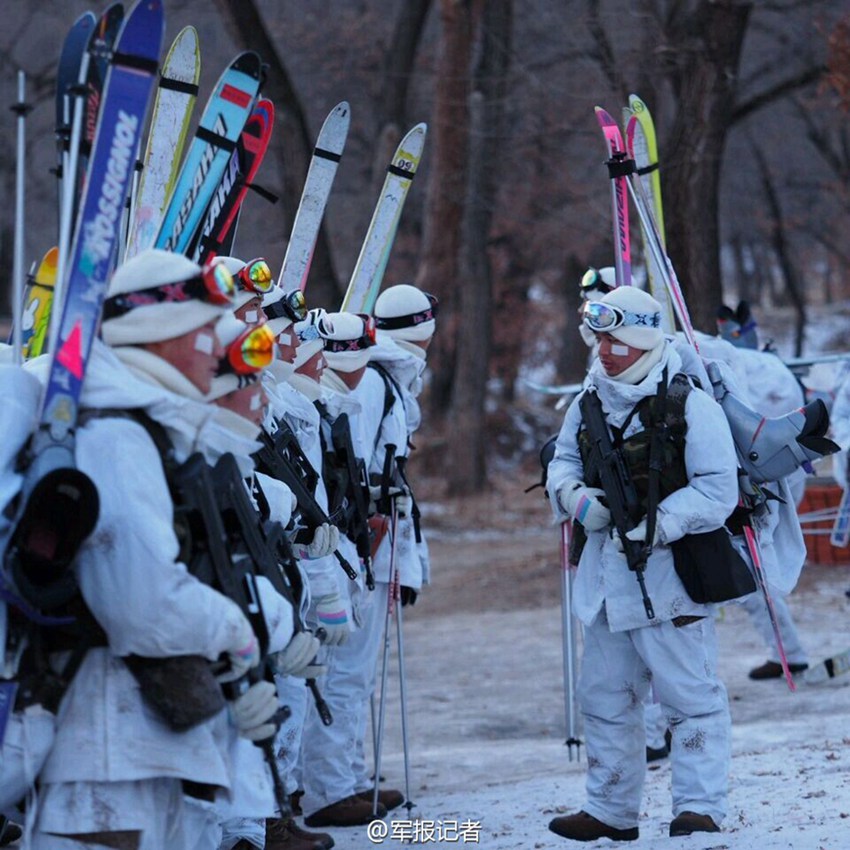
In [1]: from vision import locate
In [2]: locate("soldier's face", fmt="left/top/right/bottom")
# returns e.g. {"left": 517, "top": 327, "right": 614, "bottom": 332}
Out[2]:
{"left": 597, "top": 333, "right": 644, "bottom": 376}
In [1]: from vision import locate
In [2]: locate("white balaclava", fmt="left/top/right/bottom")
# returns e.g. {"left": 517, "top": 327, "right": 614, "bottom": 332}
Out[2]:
{"left": 373, "top": 284, "right": 436, "bottom": 358}
{"left": 595, "top": 286, "right": 665, "bottom": 384}
{"left": 101, "top": 249, "right": 226, "bottom": 346}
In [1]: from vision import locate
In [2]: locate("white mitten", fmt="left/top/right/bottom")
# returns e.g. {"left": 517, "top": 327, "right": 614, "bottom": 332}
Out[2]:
{"left": 217, "top": 615, "right": 260, "bottom": 683}
{"left": 614, "top": 518, "right": 661, "bottom": 553}
{"left": 314, "top": 592, "right": 350, "bottom": 646}
{"left": 272, "top": 631, "right": 326, "bottom": 678}
{"left": 297, "top": 522, "right": 339, "bottom": 559}
{"left": 558, "top": 482, "right": 611, "bottom": 532}
{"left": 230, "top": 680, "right": 278, "bottom": 742}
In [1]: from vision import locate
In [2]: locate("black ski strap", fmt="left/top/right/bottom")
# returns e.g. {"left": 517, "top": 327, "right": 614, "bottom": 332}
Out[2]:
{"left": 366, "top": 362, "right": 399, "bottom": 453}
{"left": 158, "top": 76, "right": 199, "bottom": 96}
{"left": 644, "top": 367, "right": 669, "bottom": 554}
{"left": 195, "top": 125, "right": 237, "bottom": 152}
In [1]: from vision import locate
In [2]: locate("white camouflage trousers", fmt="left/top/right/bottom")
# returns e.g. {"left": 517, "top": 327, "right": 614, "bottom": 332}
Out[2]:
{"left": 578, "top": 607, "right": 731, "bottom": 830}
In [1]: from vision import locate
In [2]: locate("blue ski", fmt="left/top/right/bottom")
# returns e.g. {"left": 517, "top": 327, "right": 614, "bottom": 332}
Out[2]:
{"left": 154, "top": 51, "right": 262, "bottom": 255}
{"left": 10, "top": 0, "right": 164, "bottom": 569}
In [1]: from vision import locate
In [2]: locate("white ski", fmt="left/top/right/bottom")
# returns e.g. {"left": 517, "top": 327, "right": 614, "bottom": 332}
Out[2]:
{"left": 804, "top": 648, "right": 850, "bottom": 685}
{"left": 341, "top": 122, "right": 427, "bottom": 314}
{"left": 124, "top": 25, "right": 200, "bottom": 260}
{"left": 279, "top": 101, "right": 350, "bottom": 293}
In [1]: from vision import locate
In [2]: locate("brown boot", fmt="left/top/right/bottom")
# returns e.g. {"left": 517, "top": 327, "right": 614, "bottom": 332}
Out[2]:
{"left": 669, "top": 811, "right": 720, "bottom": 836}
{"left": 749, "top": 660, "right": 808, "bottom": 680}
{"left": 356, "top": 788, "right": 405, "bottom": 811}
{"left": 304, "top": 794, "right": 387, "bottom": 828}
{"left": 265, "top": 817, "right": 335, "bottom": 850}
{"left": 548, "top": 811, "right": 638, "bottom": 842}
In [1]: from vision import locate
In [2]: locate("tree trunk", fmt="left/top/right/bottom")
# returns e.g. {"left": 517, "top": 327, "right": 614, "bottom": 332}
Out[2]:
{"left": 447, "top": 0, "right": 512, "bottom": 493}
{"left": 663, "top": 1, "right": 752, "bottom": 334}
{"left": 372, "top": 0, "right": 433, "bottom": 179}
{"left": 211, "top": 0, "right": 341, "bottom": 307}
{"left": 750, "top": 138, "right": 806, "bottom": 355}
{"left": 417, "top": 0, "right": 476, "bottom": 416}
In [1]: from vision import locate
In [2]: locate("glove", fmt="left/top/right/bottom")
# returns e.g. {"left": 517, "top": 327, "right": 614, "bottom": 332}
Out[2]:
{"left": 272, "top": 631, "right": 326, "bottom": 678}
{"left": 558, "top": 482, "right": 611, "bottom": 532}
{"left": 368, "top": 483, "right": 404, "bottom": 514}
{"left": 395, "top": 493, "right": 413, "bottom": 518}
{"left": 297, "top": 522, "right": 339, "bottom": 559}
{"left": 400, "top": 585, "right": 418, "bottom": 607}
{"left": 217, "top": 616, "right": 260, "bottom": 683}
{"left": 314, "top": 592, "right": 350, "bottom": 646}
{"left": 613, "top": 518, "right": 661, "bottom": 553}
{"left": 230, "top": 680, "right": 279, "bottom": 742}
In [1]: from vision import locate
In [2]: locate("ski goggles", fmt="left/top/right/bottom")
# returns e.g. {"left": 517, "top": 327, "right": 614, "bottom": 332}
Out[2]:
{"left": 264, "top": 288, "right": 308, "bottom": 323}
{"left": 579, "top": 267, "right": 614, "bottom": 298}
{"left": 235, "top": 258, "right": 275, "bottom": 295}
{"left": 221, "top": 321, "right": 276, "bottom": 375}
{"left": 582, "top": 300, "right": 661, "bottom": 333}
{"left": 103, "top": 263, "right": 236, "bottom": 319}
{"left": 374, "top": 293, "right": 439, "bottom": 330}
{"left": 323, "top": 314, "right": 377, "bottom": 353}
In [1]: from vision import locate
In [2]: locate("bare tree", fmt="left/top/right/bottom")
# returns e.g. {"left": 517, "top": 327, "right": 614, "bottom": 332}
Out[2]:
{"left": 212, "top": 0, "right": 342, "bottom": 307}
{"left": 417, "top": 0, "right": 477, "bottom": 414}
{"left": 447, "top": 0, "right": 512, "bottom": 492}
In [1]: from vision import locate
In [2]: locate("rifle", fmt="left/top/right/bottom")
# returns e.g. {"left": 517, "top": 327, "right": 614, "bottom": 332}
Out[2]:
{"left": 578, "top": 390, "right": 655, "bottom": 619}
{"left": 326, "top": 412, "right": 374, "bottom": 590}
{"left": 253, "top": 424, "right": 357, "bottom": 581}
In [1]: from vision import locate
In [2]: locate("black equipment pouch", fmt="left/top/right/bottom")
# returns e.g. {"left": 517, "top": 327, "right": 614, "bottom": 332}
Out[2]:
{"left": 670, "top": 528, "right": 757, "bottom": 603}
{"left": 123, "top": 654, "right": 225, "bottom": 732}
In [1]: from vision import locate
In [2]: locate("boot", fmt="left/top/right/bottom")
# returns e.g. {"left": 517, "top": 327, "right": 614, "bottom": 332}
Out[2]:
{"left": 749, "top": 660, "right": 808, "bottom": 680}
{"left": 265, "top": 816, "right": 335, "bottom": 850}
{"left": 356, "top": 788, "right": 405, "bottom": 811}
{"left": 548, "top": 811, "right": 638, "bottom": 842}
{"left": 669, "top": 811, "right": 720, "bottom": 836}
{"left": 290, "top": 789, "right": 305, "bottom": 816}
{"left": 304, "top": 794, "right": 387, "bottom": 828}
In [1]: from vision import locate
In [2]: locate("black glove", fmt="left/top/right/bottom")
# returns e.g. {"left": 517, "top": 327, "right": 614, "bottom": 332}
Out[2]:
{"left": 400, "top": 586, "right": 418, "bottom": 607}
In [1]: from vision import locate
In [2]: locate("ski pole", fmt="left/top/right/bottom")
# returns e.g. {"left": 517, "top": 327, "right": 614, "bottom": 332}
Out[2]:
{"left": 560, "top": 520, "right": 582, "bottom": 760}
{"left": 395, "top": 573, "right": 414, "bottom": 812}
{"left": 372, "top": 499, "right": 399, "bottom": 817}
{"left": 11, "top": 70, "right": 30, "bottom": 366}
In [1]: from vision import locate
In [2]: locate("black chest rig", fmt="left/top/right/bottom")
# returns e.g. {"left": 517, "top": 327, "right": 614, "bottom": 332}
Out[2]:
{"left": 578, "top": 372, "right": 693, "bottom": 513}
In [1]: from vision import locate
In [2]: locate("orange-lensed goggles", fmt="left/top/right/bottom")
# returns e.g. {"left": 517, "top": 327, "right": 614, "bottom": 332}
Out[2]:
{"left": 102, "top": 262, "right": 235, "bottom": 320}
{"left": 236, "top": 258, "right": 274, "bottom": 295}
{"left": 223, "top": 322, "right": 276, "bottom": 375}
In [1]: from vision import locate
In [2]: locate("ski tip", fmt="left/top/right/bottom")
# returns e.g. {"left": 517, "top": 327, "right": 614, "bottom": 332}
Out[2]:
{"left": 594, "top": 106, "right": 616, "bottom": 126}
{"left": 231, "top": 50, "right": 264, "bottom": 79}
{"left": 629, "top": 94, "right": 647, "bottom": 113}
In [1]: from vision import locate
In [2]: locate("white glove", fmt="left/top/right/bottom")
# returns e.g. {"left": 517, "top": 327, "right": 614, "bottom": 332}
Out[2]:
{"left": 297, "top": 522, "right": 339, "bottom": 559}
{"left": 272, "top": 631, "right": 326, "bottom": 678}
{"left": 230, "top": 680, "right": 279, "bottom": 742}
{"left": 217, "top": 615, "right": 260, "bottom": 683}
{"left": 613, "top": 518, "right": 661, "bottom": 553}
{"left": 314, "top": 592, "right": 350, "bottom": 646}
{"left": 558, "top": 482, "right": 611, "bottom": 532}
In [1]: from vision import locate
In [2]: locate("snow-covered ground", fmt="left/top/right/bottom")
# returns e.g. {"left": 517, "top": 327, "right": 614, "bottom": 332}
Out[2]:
{"left": 325, "top": 510, "right": 850, "bottom": 850}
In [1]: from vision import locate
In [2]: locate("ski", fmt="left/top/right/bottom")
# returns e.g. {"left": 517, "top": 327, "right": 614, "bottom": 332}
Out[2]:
{"left": 125, "top": 25, "right": 201, "bottom": 260}
{"left": 15, "top": 0, "right": 163, "bottom": 532}
{"left": 154, "top": 51, "right": 263, "bottom": 256}
{"left": 190, "top": 97, "right": 275, "bottom": 265}
{"left": 279, "top": 101, "right": 350, "bottom": 293}
{"left": 77, "top": 3, "right": 125, "bottom": 219}
{"left": 623, "top": 95, "right": 675, "bottom": 331}
{"left": 341, "top": 122, "right": 427, "bottom": 313}
{"left": 594, "top": 106, "right": 631, "bottom": 289}
{"left": 20, "top": 247, "right": 59, "bottom": 361}
{"left": 54, "top": 11, "right": 96, "bottom": 234}
{"left": 803, "top": 648, "right": 850, "bottom": 685}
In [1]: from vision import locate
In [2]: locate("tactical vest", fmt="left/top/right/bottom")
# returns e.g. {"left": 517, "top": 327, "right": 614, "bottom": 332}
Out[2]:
{"left": 578, "top": 373, "right": 693, "bottom": 512}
